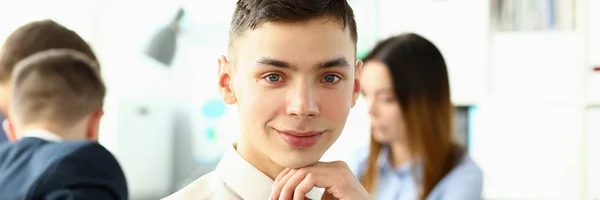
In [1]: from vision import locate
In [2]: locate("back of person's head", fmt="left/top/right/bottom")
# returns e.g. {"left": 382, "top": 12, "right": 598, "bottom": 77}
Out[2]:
{"left": 361, "top": 33, "right": 464, "bottom": 199}
{"left": 0, "top": 19, "right": 97, "bottom": 115}
{"left": 228, "top": 0, "right": 357, "bottom": 53}
{"left": 6, "top": 49, "right": 105, "bottom": 141}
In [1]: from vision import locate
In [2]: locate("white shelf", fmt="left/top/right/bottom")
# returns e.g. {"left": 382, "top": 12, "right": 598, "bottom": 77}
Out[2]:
{"left": 586, "top": 100, "right": 600, "bottom": 108}
{"left": 491, "top": 29, "right": 578, "bottom": 38}
{"left": 453, "top": 101, "right": 480, "bottom": 107}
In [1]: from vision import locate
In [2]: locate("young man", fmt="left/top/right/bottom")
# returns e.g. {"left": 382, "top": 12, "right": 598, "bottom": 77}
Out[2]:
{"left": 0, "top": 19, "right": 97, "bottom": 117}
{"left": 164, "top": 0, "right": 370, "bottom": 199}
{"left": 0, "top": 49, "right": 127, "bottom": 199}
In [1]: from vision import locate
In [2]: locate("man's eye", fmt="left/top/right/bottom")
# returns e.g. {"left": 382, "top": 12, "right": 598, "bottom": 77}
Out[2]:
{"left": 266, "top": 74, "right": 282, "bottom": 82}
{"left": 322, "top": 75, "right": 340, "bottom": 83}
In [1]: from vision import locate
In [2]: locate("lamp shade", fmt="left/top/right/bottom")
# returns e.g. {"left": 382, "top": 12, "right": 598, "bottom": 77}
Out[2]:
{"left": 145, "top": 8, "right": 185, "bottom": 67}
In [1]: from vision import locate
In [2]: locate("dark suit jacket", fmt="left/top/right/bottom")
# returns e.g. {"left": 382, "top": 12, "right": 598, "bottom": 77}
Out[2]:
{"left": 0, "top": 137, "right": 128, "bottom": 200}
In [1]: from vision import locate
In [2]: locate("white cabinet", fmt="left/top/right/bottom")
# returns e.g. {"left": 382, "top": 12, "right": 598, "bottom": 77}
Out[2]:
{"left": 98, "top": 51, "right": 175, "bottom": 199}
{"left": 587, "top": 107, "right": 600, "bottom": 200}
{"left": 112, "top": 97, "right": 173, "bottom": 199}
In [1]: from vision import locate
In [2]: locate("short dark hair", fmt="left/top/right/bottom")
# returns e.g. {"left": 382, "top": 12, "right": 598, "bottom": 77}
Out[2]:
{"left": 10, "top": 49, "right": 105, "bottom": 127}
{"left": 0, "top": 20, "right": 97, "bottom": 83}
{"left": 228, "top": 0, "right": 357, "bottom": 48}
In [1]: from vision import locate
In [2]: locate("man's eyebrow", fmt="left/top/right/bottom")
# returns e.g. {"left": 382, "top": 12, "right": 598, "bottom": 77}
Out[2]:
{"left": 318, "top": 57, "right": 350, "bottom": 69}
{"left": 254, "top": 57, "right": 350, "bottom": 70}
{"left": 255, "top": 57, "right": 291, "bottom": 68}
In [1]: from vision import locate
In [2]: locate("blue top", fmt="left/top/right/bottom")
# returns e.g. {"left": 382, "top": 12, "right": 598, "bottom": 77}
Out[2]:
{"left": 347, "top": 145, "right": 483, "bottom": 200}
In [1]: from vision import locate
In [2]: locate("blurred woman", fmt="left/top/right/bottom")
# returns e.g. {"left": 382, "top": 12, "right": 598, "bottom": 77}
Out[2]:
{"left": 351, "top": 33, "right": 483, "bottom": 200}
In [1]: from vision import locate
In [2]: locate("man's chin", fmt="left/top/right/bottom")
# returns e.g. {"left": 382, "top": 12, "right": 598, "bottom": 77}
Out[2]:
{"left": 271, "top": 144, "right": 328, "bottom": 168}
{"left": 281, "top": 161, "right": 319, "bottom": 169}
{"left": 274, "top": 155, "right": 321, "bottom": 169}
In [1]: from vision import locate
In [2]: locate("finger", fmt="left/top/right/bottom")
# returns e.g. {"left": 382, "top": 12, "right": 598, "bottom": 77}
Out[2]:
{"left": 275, "top": 168, "right": 292, "bottom": 182}
{"left": 298, "top": 165, "right": 330, "bottom": 189}
{"left": 293, "top": 173, "right": 316, "bottom": 200}
{"left": 305, "top": 161, "right": 369, "bottom": 200}
{"left": 279, "top": 169, "right": 309, "bottom": 200}
{"left": 272, "top": 169, "right": 297, "bottom": 200}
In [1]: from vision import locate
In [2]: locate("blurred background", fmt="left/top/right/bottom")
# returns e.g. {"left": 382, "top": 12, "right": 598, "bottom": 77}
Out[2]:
{"left": 0, "top": 0, "right": 598, "bottom": 199}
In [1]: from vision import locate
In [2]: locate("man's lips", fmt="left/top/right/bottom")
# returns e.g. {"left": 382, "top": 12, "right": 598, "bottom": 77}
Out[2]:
{"left": 277, "top": 130, "right": 324, "bottom": 148}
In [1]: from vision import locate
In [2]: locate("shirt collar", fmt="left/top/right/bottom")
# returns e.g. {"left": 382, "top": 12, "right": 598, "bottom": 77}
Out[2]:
{"left": 215, "top": 143, "right": 324, "bottom": 200}
{"left": 22, "top": 129, "right": 62, "bottom": 142}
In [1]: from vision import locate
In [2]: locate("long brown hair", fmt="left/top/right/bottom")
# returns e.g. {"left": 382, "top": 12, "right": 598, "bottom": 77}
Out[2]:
{"left": 360, "top": 33, "right": 464, "bottom": 200}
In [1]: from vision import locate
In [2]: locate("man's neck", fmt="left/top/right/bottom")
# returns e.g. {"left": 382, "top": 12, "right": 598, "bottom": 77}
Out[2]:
{"left": 235, "top": 138, "right": 284, "bottom": 180}
{"left": 17, "top": 125, "right": 85, "bottom": 141}
{"left": 17, "top": 128, "right": 62, "bottom": 142}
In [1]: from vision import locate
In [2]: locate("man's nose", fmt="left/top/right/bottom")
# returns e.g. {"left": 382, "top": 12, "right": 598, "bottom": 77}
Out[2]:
{"left": 286, "top": 83, "right": 319, "bottom": 118}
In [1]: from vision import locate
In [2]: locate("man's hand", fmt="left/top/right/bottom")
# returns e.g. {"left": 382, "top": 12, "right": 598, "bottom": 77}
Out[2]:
{"left": 270, "top": 161, "right": 371, "bottom": 200}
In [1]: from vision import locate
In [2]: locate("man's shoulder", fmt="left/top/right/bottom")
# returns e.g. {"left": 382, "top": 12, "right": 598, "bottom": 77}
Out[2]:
{"left": 0, "top": 140, "right": 127, "bottom": 199}
{"left": 48, "top": 141, "right": 124, "bottom": 178}
{"left": 34, "top": 141, "right": 115, "bottom": 166}
{"left": 61, "top": 141, "right": 115, "bottom": 160}
{"left": 163, "top": 171, "right": 238, "bottom": 200}
{"left": 33, "top": 141, "right": 128, "bottom": 199}
{"left": 0, "top": 138, "right": 85, "bottom": 168}
{"left": 45, "top": 140, "right": 97, "bottom": 152}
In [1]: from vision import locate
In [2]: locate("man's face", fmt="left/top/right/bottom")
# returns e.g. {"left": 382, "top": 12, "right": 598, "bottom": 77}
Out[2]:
{"left": 220, "top": 17, "right": 361, "bottom": 168}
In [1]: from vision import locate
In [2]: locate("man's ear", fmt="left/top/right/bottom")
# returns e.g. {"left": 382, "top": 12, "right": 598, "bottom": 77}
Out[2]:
{"left": 218, "top": 55, "right": 237, "bottom": 104}
{"left": 3, "top": 118, "right": 16, "bottom": 142}
{"left": 351, "top": 60, "right": 363, "bottom": 108}
{"left": 86, "top": 110, "right": 104, "bottom": 142}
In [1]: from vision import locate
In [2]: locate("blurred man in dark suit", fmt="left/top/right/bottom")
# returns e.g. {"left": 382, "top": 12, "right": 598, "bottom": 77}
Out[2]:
{"left": 0, "top": 19, "right": 128, "bottom": 199}
{"left": 0, "top": 49, "right": 127, "bottom": 200}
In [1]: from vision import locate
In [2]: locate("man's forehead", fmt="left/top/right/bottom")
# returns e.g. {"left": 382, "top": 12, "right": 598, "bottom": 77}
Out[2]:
{"left": 230, "top": 18, "right": 356, "bottom": 69}
{"left": 229, "top": 16, "right": 354, "bottom": 49}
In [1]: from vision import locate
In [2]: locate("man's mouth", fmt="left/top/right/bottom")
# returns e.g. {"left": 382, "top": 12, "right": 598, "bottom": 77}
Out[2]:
{"left": 276, "top": 130, "right": 324, "bottom": 148}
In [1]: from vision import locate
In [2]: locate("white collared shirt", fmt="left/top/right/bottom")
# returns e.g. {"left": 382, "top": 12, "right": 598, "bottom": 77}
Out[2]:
{"left": 163, "top": 143, "right": 324, "bottom": 200}
{"left": 22, "top": 129, "right": 62, "bottom": 142}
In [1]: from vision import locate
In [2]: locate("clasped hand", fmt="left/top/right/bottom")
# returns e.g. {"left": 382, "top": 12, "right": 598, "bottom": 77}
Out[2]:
{"left": 270, "top": 161, "right": 372, "bottom": 200}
